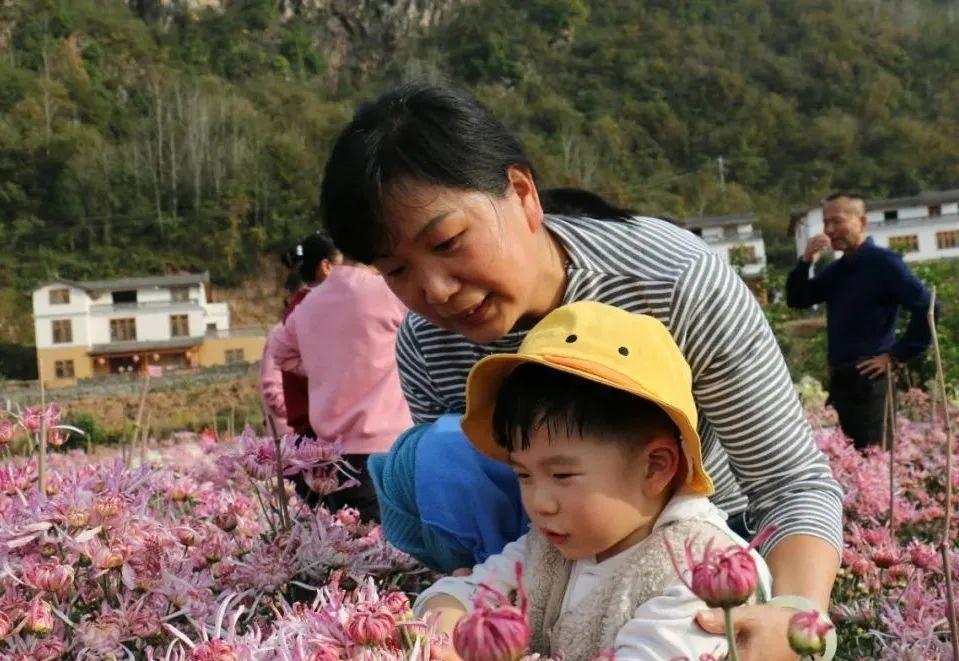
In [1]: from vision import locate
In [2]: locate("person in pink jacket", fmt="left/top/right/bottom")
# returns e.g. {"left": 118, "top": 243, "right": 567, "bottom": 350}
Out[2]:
{"left": 259, "top": 323, "right": 292, "bottom": 435}
{"left": 272, "top": 260, "right": 412, "bottom": 521}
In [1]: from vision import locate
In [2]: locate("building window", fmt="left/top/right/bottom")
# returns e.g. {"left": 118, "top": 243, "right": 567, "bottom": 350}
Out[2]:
{"left": 888, "top": 234, "right": 919, "bottom": 254}
{"left": 110, "top": 318, "right": 137, "bottom": 342}
{"left": 883, "top": 210, "right": 899, "bottom": 221}
{"left": 51, "top": 319, "right": 72, "bottom": 344}
{"left": 112, "top": 290, "right": 137, "bottom": 304}
{"left": 929, "top": 204, "right": 942, "bottom": 217}
{"left": 54, "top": 360, "right": 75, "bottom": 379}
{"left": 225, "top": 349, "right": 245, "bottom": 364}
{"left": 170, "top": 314, "right": 190, "bottom": 337}
{"left": 937, "top": 230, "right": 959, "bottom": 250}
{"left": 48, "top": 288, "right": 70, "bottom": 305}
{"left": 170, "top": 286, "right": 190, "bottom": 302}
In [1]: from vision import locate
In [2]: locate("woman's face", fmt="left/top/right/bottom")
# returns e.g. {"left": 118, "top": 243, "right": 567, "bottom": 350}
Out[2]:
{"left": 374, "top": 167, "right": 555, "bottom": 344}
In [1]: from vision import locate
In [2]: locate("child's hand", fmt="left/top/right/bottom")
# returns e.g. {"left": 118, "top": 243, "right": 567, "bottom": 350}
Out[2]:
{"left": 432, "top": 642, "right": 465, "bottom": 661}
{"left": 422, "top": 594, "right": 469, "bottom": 636}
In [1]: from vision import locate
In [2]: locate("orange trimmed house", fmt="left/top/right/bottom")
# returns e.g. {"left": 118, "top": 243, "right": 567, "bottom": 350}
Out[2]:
{"left": 32, "top": 273, "right": 266, "bottom": 388}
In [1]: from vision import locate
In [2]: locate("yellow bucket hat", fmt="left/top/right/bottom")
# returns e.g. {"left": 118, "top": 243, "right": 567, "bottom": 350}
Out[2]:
{"left": 461, "top": 301, "right": 713, "bottom": 496}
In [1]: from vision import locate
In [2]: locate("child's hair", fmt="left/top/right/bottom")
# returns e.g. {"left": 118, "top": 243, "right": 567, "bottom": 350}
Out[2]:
{"left": 491, "top": 363, "right": 680, "bottom": 453}
{"left": 281, "top": 232, "right": 340, "bottom": 284}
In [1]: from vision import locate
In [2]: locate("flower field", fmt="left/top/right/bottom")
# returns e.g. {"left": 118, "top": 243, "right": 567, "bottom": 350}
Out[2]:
{"left": 0, "top": 390, "right": 957, "bottom": 660}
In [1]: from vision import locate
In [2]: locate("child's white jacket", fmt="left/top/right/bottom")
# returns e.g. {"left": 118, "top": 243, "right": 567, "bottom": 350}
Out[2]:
{"left": 414, "top": 495, "right": 773, "bottom": 660}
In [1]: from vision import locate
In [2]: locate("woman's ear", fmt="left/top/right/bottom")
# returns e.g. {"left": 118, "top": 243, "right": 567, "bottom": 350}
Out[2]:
{"left": 506, "top": 165, "right": 544, "bottom": 233}
{"left": 641, "top": 436, "right": 681, "bottom": 498}
{"left": 316, "top": 259, "right": 334, "bottom": 282}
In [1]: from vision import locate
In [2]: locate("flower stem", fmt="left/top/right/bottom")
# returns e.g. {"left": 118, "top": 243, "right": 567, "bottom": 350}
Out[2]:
{"left": 724, "top": 607, "right": 739, "bottom": 661}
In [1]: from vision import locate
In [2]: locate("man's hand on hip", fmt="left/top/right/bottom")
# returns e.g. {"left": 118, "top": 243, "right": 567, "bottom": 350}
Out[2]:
{"left": 856, "top": 354, "right": 892, "bottom": 379}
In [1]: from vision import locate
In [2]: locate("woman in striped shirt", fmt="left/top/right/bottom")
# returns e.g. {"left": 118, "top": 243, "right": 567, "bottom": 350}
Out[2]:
{"left": 321, "top": 83, "right": 841, "bottom": 660}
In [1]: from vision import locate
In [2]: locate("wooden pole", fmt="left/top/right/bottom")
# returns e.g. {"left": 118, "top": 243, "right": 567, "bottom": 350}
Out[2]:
{"left": 38, "top": 364, "right": 47, "bottom": 495}
{"left": 139, "top": 411, "right": 152, "bottom": 466}
{"left": 229, "top": 405, "right": 235, "bottom": 441}
{"left": 928, "top": 287, "right": 959, "bottom": 661}
{"left": 130, "top": 370, "right": 151, "bottom": 466}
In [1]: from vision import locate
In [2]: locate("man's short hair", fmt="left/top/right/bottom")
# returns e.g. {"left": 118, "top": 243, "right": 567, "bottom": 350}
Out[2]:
{"left": 491, "top": 363, "right": 680, "bottom": 453}
{"left": 823, "top": 192, "right": 865, "bottom": 204}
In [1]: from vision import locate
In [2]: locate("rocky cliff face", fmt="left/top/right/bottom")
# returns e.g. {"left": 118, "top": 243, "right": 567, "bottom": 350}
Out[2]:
{"left": 138, "top": 0, "right": 464, "bottom": 78}
{"left": 285, "top": 0, "right": 463, "bottom": 76}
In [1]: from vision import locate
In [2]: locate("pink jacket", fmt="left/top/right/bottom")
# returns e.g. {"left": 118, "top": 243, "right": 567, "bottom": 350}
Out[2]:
{"left": 272, "top": 265, "right": 412, "bottom": 454}
{"left": 259, "top": 324, "right": 292, "bottom": 436}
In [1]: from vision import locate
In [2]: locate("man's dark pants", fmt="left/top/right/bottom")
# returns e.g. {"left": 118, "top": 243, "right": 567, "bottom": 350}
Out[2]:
{"left": 828, "top": 364, "right": 892, "bottom": 450}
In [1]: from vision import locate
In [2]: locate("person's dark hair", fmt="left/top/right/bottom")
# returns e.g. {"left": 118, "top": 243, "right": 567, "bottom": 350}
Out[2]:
{"left": 492, "top": 363, "right": 680, "bottom": 453}
{"left": 281, "top": 232, "right": 340, "bottom": 284}
{"left": 321, "top": 83, "right": 535, "bottom": 264}
{"left": 540, "top": 187, "right": 635, "bottom": 221}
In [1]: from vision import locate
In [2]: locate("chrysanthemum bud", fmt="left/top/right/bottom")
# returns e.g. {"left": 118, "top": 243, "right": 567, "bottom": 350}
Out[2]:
{"left": 25, "top": 598, "right": 54, "bottom": 636}
{"left": 787, "top": 609, "right": 833, "bottom": 656}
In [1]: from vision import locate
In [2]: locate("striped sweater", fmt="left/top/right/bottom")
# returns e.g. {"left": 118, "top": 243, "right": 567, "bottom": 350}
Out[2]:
{"left": 395, "top": 214, "right": 843, "bottom": 555}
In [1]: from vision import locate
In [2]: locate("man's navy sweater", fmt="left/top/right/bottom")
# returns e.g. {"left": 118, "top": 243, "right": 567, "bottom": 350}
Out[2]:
{"left": 786, "top": 237, "right": 936, "bottom": 368}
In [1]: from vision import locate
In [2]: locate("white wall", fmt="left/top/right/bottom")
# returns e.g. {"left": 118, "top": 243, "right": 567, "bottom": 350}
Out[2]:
{"left": 33, "top": 280, "right": 227, "bottom": 349}
{"left": 32, "top": 284, "right": 92, "bottom": 350}
{"left": 871, "top": 217, "right": 959, "bottom": 263}
{"left": 137, "top": 287, "right": 168, "bottom": 303}
{"left": 32, "top": 284, "right": 89, "bottom": 317}
{"left": 204, "top": 302, "right": 230, "bottom": 331}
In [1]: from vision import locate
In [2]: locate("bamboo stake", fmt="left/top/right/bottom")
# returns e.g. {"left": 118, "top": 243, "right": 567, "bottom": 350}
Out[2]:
{"left": 139, "top": 412, "right": 152, "bottom": 467}
{"left": 886, "top": 366, "right": 896, "bottom": 534}
{"left": 928, "top": 287, "right": 959, "bottom": 661}
{"left": 267, "top": 414, "right": 290, "bottom": 531}
{"left": 38, "top": 364, "right": 47, "bottom": 495}
{"left": 229, "top": 405, "right": 235, "bottom": 441}
{"left": 130, "top": 368, "right": 152, "bottom": 466}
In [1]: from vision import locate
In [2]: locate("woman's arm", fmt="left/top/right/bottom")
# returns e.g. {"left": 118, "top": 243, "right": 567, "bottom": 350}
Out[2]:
{"left": 270, "top": 315, "right": 305, "bottom": 377}
{"left": 671, "top": 254, "right": 843, "bottom": 600}
{"left": 259, "top": 327, "right": 288, "bottom": 418}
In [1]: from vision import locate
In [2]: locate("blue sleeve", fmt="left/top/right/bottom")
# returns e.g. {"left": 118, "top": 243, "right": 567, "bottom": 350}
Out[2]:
{"left": 785, "top": 259, "right": 829, "bottom": 309}
{"left": 887, "top": 256, "right": 938, "bottom": 362}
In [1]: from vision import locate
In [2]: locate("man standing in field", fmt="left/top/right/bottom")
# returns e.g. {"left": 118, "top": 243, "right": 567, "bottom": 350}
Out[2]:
{"left": 786, "top": 192, "right": 937, "bottom": 449}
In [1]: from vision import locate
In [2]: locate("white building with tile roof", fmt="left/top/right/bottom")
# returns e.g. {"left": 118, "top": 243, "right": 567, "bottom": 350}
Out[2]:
{"left": 32, "top": 272, "right": 265, "bottom": 387}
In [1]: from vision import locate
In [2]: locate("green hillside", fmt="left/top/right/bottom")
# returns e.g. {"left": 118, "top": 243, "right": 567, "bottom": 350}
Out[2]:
{"left": 1, "top": 0, "right": 958, "bottom": 358}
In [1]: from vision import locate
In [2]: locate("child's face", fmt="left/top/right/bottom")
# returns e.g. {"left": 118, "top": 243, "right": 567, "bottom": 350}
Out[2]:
{"left": 509, "top": 426, "right": 677, "bottom": 563}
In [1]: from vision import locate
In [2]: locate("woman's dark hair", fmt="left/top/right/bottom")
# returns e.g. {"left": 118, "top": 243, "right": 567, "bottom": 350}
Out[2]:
{"left": 539, "top": 187, "right": 635, "bottom": 220}
{"left": 492, "top": 363, "right": 679, "bottom": 453}
{"left": 281, "top": 232, "right": 340, "bottom": 284}
{"left": 321, "top": 83, "right": 534, "bottom": 264}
